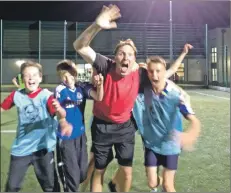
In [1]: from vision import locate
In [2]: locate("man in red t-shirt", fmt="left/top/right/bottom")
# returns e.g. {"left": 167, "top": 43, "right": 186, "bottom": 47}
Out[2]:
{"left": 74, "top": 5, "right": 187, "bottom": 192}
{"left": 74, "top": 7, "right": 138, "bottom": 191}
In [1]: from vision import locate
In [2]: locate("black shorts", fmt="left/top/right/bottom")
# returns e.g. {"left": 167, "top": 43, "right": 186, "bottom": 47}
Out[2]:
{"left": 91, "top": 116, "right": 136, "bottom": 169}
{"left": 131, "top": 114, "right": 139, "bottom": 131}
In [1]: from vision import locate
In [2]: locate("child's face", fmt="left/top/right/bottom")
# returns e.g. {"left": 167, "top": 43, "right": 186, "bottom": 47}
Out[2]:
{"left": 60, "top": 71, "right": 75, "bottom": 89}
{"left": 147, "top": 62, "right": 166, "bottom": 88}
{"left": 22, "top": 66, "right": 42, "bottom": 93}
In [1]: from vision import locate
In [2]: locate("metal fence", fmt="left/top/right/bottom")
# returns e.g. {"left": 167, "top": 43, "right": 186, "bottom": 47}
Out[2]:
{"left": 1, "top": 20, "right": 206, "bottom": 59}
{"left": 1, "top": 20, "right": 209, "bottom": 84}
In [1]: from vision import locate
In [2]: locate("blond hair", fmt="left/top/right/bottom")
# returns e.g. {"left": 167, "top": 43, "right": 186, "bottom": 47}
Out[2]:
{"left": 146, "top": 56, "right": 167, "bottom": 68}
{"left": 56, "top": 60, "right": 78, "bottom": 79}
{"left": 20, "top": 61, "right": 43, "bottom": 77}
{"left": 114, "top": 39, "right": 137, "bottom": 56}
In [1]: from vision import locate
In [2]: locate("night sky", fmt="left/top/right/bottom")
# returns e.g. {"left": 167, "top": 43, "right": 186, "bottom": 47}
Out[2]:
{"left": 0, "top": 1, "right": 230, "bottom": 29}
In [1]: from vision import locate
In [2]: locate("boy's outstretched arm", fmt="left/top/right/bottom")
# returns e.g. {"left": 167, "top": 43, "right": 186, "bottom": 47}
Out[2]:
{"left": 51, "top": 98, "right": 73, "bottom": 137}
{"left": 90, "top": 73, "right": 104, "bottom": 101}
{"left": 52, "top": 98, "right": 66, "bottom": 120}
{"left": 180, "top": 114, "right": 201, "bottom": 151}
{"left": 12, "top": 77, "right": 20, "bottom": 88}
{"left": 0, "top": 91, "right": 16, "bottom": 113}
{"left": 165, "top": 43, "right": 193, "bottom": 78}
{"left": 178, "top": 94, "right": 201, "bottom": 151}
{"left": 137, "top": 43, "right": 193, "bottom": 75}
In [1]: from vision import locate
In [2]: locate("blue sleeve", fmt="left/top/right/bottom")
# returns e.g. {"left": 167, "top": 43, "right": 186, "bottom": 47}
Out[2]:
{"left": 54, "top": 85, "right": 66, "bottom": 104}
{"left": 78, "top": 82, "right": 94, "bottom": 99}
{"left": 178, "top": 93, "right": 195, "bottom": 118}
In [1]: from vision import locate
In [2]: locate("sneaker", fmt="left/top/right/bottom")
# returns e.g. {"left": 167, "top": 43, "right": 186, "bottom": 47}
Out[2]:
{"left": 150, "top": 188, "right": 158, "bottom": 192}
{"left": 108, "top": 181, "right": 117, "bottom": 192}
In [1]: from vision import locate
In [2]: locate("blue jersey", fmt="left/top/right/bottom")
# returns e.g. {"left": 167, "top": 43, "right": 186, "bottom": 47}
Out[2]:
{"left": 133, "top": 81, "right": 194, "bottom": 155}
{"left": 55, "top": 82, "right": 93, "bottom": 140}
{"left": 11, "top": 89, "right": 57, "bottom": 156}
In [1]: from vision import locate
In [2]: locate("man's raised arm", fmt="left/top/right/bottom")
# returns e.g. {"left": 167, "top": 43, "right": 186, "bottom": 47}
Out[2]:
{"left": 73, "top": 5, "right": 121, "bottom": 64}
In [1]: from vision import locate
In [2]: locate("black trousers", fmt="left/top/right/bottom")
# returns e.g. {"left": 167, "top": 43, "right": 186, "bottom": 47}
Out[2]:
{"left": 5, "top": 149, "right": 60, "bottom": 192}
{"left": 56, "top": 133, "right": 88, "bottom": 192}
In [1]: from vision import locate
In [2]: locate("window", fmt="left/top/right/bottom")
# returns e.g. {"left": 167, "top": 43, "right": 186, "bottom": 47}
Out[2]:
{"left": 212, "top": 68, "right": 217, "bottom": 81}
{"left": 224, "top": 45, "right": 229, "bottom": 84}
{"left": 211, "top": 47, "right": 217, "bottom": 63}
{"left": 211, "top": 47, "right": 217, "bottom": 82}
{"left": 176, "top": 63, "right": 184, "bottom": 81}
{"left": 225, "top": 45, "right": 228, "bottom": 66}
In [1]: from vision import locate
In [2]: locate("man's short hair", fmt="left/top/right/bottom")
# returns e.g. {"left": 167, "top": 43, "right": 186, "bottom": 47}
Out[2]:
{"left": 114, "top": 39, "right": 137, "bottom": 56}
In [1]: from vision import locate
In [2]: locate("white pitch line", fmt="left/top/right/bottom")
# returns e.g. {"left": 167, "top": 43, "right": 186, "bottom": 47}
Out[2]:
{"left": 1, "top": 130, "right": 16, "bottom": 133}
{"left": 191, "top": 91, "right": 230, "bottom": 100}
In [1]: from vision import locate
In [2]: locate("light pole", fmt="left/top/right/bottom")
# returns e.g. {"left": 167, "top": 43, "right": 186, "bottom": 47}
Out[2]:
{"left": 169, "top": 0, "right": 173, "bottom": 64}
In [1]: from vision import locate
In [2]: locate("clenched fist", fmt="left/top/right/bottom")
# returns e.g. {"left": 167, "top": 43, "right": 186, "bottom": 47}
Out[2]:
{"left": 52, "top": 99, "right": 62, "bottom": 112}
{"left": 182, "top": 43, "right": 193, "bottom": 54}
{"left": 93, "top": 73, "right": 104, "bottom": 87}
{"left": 59, "top": 119, "right": 73, "bottom": 137}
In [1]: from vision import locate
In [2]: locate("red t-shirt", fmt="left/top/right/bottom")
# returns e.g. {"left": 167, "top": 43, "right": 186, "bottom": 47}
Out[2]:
{"left": 93, "top": 54, "right": 140, "bottom": 123}
{"left": 1, "top": 88, "right": 56, "bottom": 116}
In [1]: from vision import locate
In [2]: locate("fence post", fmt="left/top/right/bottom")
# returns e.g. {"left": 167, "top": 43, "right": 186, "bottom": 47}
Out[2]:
{"left": 221, "top": 29, "right": 226, "bottom": 86}
{"left": 75, "top": 22, "right": 78, "bottom": 63}
{"left": 205, "top": 24, "right": 209, "bottom": 87}
{"left": 143, "top": 23, "right": 147, "bottom": 59}
{"left": 38, "top": 20, "right": 41, "bottom": 64}
{"left": 169, "top": 0, "right": 173, "bottom": 64}
{"left": 64, "top": 20, "right": 67, "bottom": 59}
{"left": 225, "top": 45, "right": 228, "bottom": 87}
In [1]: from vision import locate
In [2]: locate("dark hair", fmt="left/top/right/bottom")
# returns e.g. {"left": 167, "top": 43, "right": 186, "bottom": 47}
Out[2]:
{"left": 56, "top": 60, "right": 78, "bottom": 77}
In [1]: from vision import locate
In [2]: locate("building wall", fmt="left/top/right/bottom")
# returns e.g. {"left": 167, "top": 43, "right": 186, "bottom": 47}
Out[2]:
{"left": 187, "top": 58, "right": 206, "bottom": 83}
{"left": 208, "top": 27, "right": 230, "bottom": 86}
{"left": 2, "top": 56, "right": 207, "bottom": 84}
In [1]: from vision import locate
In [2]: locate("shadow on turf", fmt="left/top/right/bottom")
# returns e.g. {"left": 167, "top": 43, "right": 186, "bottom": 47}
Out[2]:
{"left": 1, "top": 120, "right": 17, "bottom": 127}
{"left": 132, "top": 184, "right": 149, "bottom": 192}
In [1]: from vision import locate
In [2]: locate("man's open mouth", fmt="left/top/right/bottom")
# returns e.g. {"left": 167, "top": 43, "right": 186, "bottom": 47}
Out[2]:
{"left": 121, "top": 63, "right": 128, "bottom": 72}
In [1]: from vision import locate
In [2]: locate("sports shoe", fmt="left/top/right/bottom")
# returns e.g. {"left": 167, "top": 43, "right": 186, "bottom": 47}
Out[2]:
{"left": 108, "top": 181, "right": 117, "bottom": 192}
{"left": 150, "top": 187, "right": 158, "bottom": 192}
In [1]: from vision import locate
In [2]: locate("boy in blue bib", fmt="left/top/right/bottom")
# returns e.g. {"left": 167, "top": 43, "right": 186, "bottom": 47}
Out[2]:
{"left": 133, "top": 56, "right": 201, "bottom": 192}
{"left": 1, "top": 61, "right": 72, "bottom": 192}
